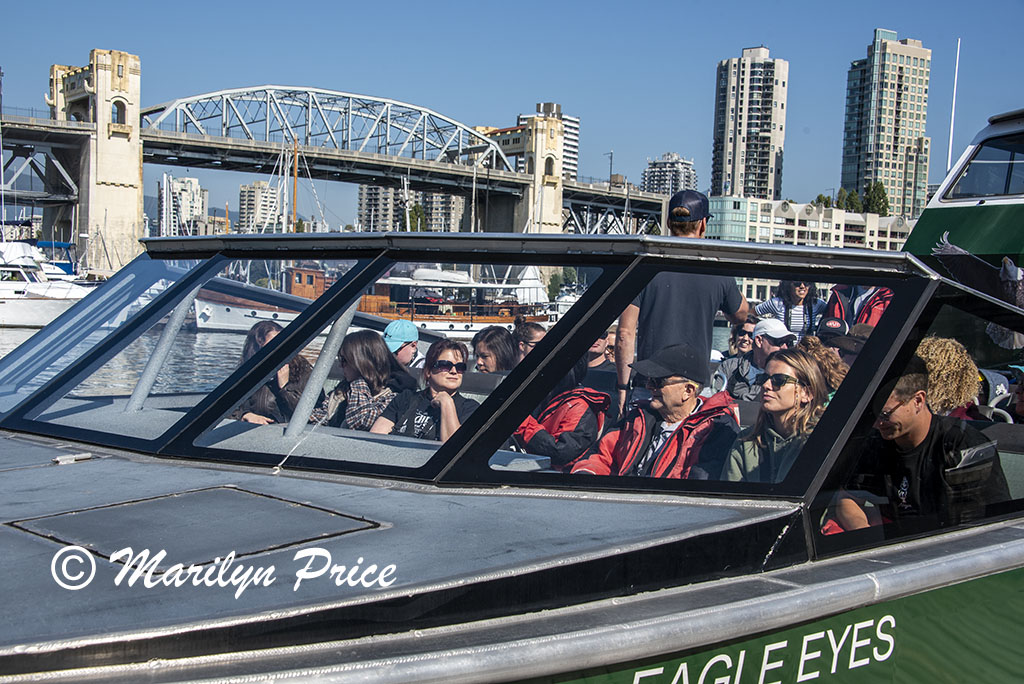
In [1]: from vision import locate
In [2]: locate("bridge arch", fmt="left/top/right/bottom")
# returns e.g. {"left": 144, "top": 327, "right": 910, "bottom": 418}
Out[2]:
{"left": 140, "top": 86, "right": 512, "bottom": 171}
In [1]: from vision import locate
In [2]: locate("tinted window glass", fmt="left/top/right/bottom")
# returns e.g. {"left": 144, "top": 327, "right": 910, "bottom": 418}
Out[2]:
{"left": 946, "top": 133, "right": 1024, "bottom": 199}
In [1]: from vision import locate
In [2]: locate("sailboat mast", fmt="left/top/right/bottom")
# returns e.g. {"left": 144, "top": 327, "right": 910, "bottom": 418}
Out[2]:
{"left": 292, "top": 138, "right": 298, "bottom": 231}
{"left": 946, "top": 38, "right": 961, "bottom": 174}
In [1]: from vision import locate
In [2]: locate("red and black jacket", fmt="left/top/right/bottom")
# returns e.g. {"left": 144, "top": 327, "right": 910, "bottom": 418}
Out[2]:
{"left": 514, "top": 387, "right": 611, "bottom": 470}
{"left": 570, "top": 391, "right": 740, "bottom": 479}
{"left": 824, "top": 285, "right": 893, "bottom": 327}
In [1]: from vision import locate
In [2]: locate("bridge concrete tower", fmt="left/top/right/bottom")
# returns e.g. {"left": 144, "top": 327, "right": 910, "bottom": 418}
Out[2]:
{"left": 45, "top": 49, "right": 143, "bottom": 270}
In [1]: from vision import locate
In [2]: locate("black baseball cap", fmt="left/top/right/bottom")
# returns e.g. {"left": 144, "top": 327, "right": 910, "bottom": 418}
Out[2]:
{"left": 631, "top": 343, "right": 710, "bottom": 386}
{"left": 667, "top": 190, "right": 713, "bottom": 223}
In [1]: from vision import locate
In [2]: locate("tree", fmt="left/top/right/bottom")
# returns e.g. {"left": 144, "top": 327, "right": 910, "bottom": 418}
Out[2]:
{"left": 344, "top": 224, "right": 355, "bottom": 232}
{"left": 402, "top": 204, "right": 426, "bottom": 231}
{"left": 562, "top": 267, "right": 578, "bottom": 286}
{"left": 835, "top": 188, "right": 848, "bottom": 210}
{"left": 813, "top": 194, "right": 833, "bottom": 208}
{"left": 295, "top": 218, "right": 306, "bottom": 233}
{"left": 864, "top": 181, "right": 890, "bottom": 217}
{"left": 547, "top": 272, "right": 564, "bottom": 300}
{"left": 846, "top": 190, "right": 863, "bottom": 213}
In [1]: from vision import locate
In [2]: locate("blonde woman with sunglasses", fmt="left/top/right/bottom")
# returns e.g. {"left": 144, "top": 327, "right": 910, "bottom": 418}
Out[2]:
{"left": 721, "top": 348, "right": 828, "bottom": 483}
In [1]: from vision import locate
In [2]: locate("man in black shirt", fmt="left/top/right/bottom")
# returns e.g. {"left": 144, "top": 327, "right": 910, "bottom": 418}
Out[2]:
{"left": 837, "top": 358, "right": 1009, "bottom": 530}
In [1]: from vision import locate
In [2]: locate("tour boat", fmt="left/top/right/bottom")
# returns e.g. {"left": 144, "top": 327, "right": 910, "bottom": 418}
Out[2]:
{"left": 0, "top": 242, "right": 93, "bottom": 328}
{"left": 0, "top": 112, "right": 1021, "bottom": 682}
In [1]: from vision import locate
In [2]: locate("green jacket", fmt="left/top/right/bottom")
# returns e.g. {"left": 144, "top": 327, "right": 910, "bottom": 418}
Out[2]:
{"left": 722, "top": 424, "right": 808, "bottom": 483}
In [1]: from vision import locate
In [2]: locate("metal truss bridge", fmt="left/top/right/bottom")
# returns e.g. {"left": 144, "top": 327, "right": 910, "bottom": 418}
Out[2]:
{"left": 3, "top": 86, "right": 664, "bottom": 234}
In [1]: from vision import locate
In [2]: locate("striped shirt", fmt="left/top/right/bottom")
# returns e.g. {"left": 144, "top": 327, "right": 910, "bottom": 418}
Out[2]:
{"left": 754, "top": 298, "right": 825, "bottom": 339}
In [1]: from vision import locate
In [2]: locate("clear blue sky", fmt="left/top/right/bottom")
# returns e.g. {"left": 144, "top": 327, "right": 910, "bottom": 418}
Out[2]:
{"left": 2, "top": 0, "right": 1020, "bottom": 225}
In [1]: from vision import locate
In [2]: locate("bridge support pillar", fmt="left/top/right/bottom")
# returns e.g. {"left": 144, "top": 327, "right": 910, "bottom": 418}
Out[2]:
{"left": 45, "top": 49, "right": 143, "bottom": 272}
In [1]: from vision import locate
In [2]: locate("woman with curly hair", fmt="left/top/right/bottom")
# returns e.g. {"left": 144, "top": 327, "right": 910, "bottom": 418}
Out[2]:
{"left": 754, "top": 280, "right": 825, "bottom": 340}
{"left": 915, "top": 335, "right": 982, "bottom": 417}
{"left": 721, "top": 348, "right": 828, "bottom": 483}
{"left": 797, "top": 335, "right": 849, "bottom": 400}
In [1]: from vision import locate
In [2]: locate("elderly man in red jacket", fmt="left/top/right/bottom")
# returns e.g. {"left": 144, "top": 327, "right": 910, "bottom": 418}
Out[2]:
{"left": 571, "top": 343, "right": 739, "bottom": 479}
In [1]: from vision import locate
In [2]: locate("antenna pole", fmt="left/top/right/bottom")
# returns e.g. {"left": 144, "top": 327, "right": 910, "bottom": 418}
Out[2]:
{"left": 946, "top": 38, "right": 961, "bottom": 174}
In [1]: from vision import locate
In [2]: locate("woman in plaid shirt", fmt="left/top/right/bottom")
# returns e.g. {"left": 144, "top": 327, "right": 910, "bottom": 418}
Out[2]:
{"left": 321, "top": 330, "right": 415, "bottom": 430}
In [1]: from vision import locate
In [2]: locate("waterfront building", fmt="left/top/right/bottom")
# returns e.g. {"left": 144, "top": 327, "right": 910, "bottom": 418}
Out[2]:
{"left": 157, "top": 174, "right": 208, "bottom": 237}
{"left": 238, "top": 181, "right": 284, "bottom": 233}
{"left": 357, "top": 185, "right": 465, "bottom": 232}
{"left": 518, "top": 103, "right": 579, "bottom": 181}
{"left": 711, "top": 47, "right": 789, "bottom": 200}
{"left": 707, "top": 196, "right": 913, "bottom": 300}
{"left": 841, "top": 28, "right": 931, "bottom": 219}
{"left": 641, "top": 153, "right": 697, "bottom": 196}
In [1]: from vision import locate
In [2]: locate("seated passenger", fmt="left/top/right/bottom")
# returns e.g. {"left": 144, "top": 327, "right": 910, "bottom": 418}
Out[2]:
{"left": 915, "top": 335, "right": 985, "bottom": 419}
{"left": 586, "top": 329, "right": 615, "bottom": 372}
{"left": 233, "top": 320, "right": 313, "bottom": 425}
{"left": 797, "top": 335, "right": 849, "bottom": 401}
{"left": 754, "top": 280, "right": 824, "bottom": 340}
{"left": 371, "top": 339, "right": 479, "bottom": 442}
{"left": 514, "top": 317, "right": 546, "bottom": 363}
{"left": 824, "top": 284, "right": 893, "bottom": 327}
{"left": 383, "top": 319, "right": 425, "bottom": 369}
{"left": 824, "top": 323, "right": 873, "bottom": 367}
{"left": 712, "top": 319, "right": 795, "bottom": 401}
{"left": 835, "top": 357, "right": 1010, "bottom": 530}
{"left": 472, "top": 326, "right": 517, "bottom": 374}
{"left": 571, "top": 343, "right": 739, "bottom": 479}
{"left": 318, "top": 330, "right": 416, "bottom": 430}
{"left": 513, "top": 357, "right": 611, "bottom": 471}
{"left": 724, "top": 315, "right": 759, "bottom": 359}
{"left": 722, "top": 348, "right": 827, "bottom": 482}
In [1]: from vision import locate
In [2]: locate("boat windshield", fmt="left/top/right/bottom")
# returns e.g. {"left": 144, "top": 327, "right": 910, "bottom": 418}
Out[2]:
{"left": 945, "top": 132, "right": 1024, "bottom": 199}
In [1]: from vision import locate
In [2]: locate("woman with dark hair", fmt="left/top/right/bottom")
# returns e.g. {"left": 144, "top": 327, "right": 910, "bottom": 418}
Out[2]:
{"left": 320, "top": 330, "right": 416, "bottom": 430}
{"left": 471, "top": 326, "right": 517, "bottom": 374}
{"left": 371, "top": 339, "right": 480, "bottom": 442}
{"left": 234, "top": 320, "right": 313, "bottom": 425}
{"left": 512, "top": 356, "right": 611, "bottom": 471}
{"left": 513, "top": 316, "right": 546, "bottom": 363}
{"left": 754, "top": 280, "right": 825, "bottom": 340}
{"left": 725, "top": 315, "right": 759, "bottom": 358}
{"left": 721, "top": 348, "right": 828, "bottom": 483}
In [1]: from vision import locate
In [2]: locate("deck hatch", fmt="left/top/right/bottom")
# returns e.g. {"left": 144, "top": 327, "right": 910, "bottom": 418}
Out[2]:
{"left": 11, "top": 486, "right": 378, "bottom": 571}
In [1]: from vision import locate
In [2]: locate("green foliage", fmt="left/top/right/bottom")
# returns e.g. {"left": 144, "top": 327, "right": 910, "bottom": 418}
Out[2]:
{"left": 344, "top": 224, "right": 355, "bottom": 232}
{"left": 547, "top": 272, "right": 564, "bottom": 300}
{"left": 813, "top": 194, "right": 833, "bottom": 208}
{"left": 835, "top": 188, "right": 848, "bottom": 210}
{"left": 402, "top": 204, "right": 427, "bottom": 231}
{"left": 562, "top": 267, "right": 578, "bottom": 285}
{"left": 295, "top": 218, "right": 306, "bottom": 233}
{"left": 864, "top": 181, "right": 890, "bottom": 217}
{"left": 846, "top": 190, "right": 863, "bottom": 213}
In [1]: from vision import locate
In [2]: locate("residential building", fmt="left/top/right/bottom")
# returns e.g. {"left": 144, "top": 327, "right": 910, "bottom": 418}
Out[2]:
{"left": 841, "top": 28, "right": 931, "bottom": 218}
{"left": 707, "top": 196, "right": 914, "bottom": 300}
{"left": 356, "top": 185, "right": 465, "bottom": 232}
{"left": 711, "top": 47, "right": 789, "bottom": 200}
{"left": 238, "top": 180, "right": 284, "bottom": 232}
{"left": 157, "top": 174, "right": 209, "bottom": 237}
{"left": 641, "top": 153, "right": 697, "bottom": 195}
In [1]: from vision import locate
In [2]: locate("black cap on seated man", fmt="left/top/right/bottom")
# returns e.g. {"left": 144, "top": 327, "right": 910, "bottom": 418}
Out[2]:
{"left": 711, "top": 318, "right": 796, "bottom": 401}
{"left": 835, "top": 356, "right": 1010, "bottom": 531}
{"left": 572, "top": 343, "right": 739, "bottom": 479}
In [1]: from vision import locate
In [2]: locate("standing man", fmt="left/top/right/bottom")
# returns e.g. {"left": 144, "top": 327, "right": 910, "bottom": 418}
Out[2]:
{"left": 615, "top": 190, "right": 749, "bottom": 411}
{"left": 383, "top": 319, "right": 425, "bottom": 369}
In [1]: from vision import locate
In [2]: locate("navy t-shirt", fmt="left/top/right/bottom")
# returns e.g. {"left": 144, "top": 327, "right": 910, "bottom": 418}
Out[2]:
{"left": 633, "top": 272, "right": 743, "bottom": 364}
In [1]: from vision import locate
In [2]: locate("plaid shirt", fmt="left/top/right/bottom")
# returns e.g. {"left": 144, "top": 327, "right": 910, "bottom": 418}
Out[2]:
{"left": 343, "top": 378, "right": 395, "bottom": 431}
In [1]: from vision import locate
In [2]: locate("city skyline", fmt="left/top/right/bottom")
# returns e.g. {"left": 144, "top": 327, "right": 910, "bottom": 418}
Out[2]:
{"left": 1, "top": 0, "right": 1018, "bottom": 226}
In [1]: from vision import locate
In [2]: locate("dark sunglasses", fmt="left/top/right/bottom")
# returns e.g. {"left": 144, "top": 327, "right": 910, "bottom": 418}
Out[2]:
{"left": 736, "top": 330, "right": 754, "bottom": 339}
{"left": 757, "top": 372, "right": 803, "bottom": 389}
{"left": 766, "top": 335, "right": 795, "bottom": 348}
{"left": 876, "top": 397, "right": 912, "bottom": 423}
{"left": 431, "top": 359, "right": 467, "bottom": 374}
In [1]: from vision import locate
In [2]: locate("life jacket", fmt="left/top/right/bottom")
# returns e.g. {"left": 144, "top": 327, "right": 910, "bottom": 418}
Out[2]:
{"left": 515, "top": 387, "right": 611, "bottom": 448}
{"left": 571, "top": 391, "right": 739, "bottom": 479}
{"left": 824, "top": 285, "right": 893, "bottom": 327}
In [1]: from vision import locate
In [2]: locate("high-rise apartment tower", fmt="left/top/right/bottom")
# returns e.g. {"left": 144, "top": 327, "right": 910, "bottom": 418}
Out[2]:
{"left": 641, "top": 153, "right": 697, "bottom": 196}
{"left": 711, "top": 46, "right": 788, "bottom": 200}
{"left": 841, "top": 28, "right": 931, "bottom": 218}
